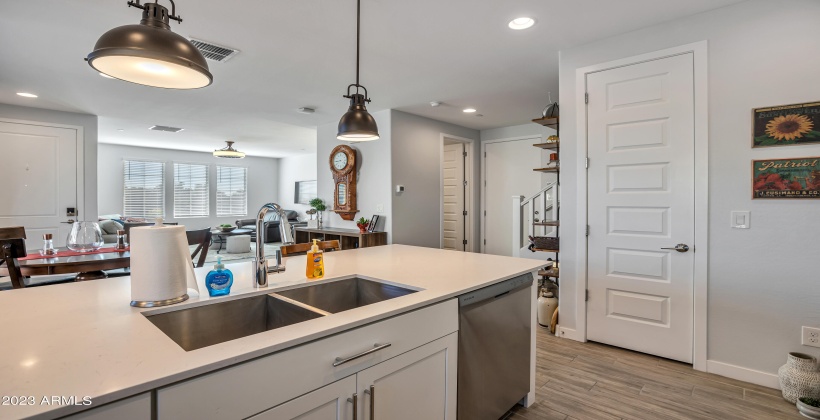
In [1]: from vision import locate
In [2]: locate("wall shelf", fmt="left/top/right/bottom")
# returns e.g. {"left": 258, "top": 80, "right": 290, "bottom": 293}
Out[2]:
{"left": 533, "top": 167, "right": 559, "bottom": 173}
{"left": 532, "top": 116, "right": 559, "bottom": 127}
{"left": 532, "top": 248, "right": 559, "bottom": 253}
{"left": 533, "top": 142, "right": 559, "bottom": 150}
{"left": 533, "top": 221, "right": 559, "bottom": 227}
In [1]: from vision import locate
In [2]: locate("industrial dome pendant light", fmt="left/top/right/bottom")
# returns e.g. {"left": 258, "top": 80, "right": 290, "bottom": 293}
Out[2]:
{"left": 213, "top": 141, "right": 245, "bottom": 159}
{"left": 86, "top": 0, "right": 212, "bottom": 89}
{"left": 337, "top": 0, "right": 380, "bottom": 141}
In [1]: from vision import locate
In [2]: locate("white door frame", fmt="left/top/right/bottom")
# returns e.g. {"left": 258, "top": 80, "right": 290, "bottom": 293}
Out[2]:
{"left": 439, "top": 133, "right": 477, "bottom": 252}
{"left": 0, "top": 117, "right": 85, "bottom": 222}
{"left": 480, "top": 135, "right": 542, "bottom": 254}
{"left": 575, "top": 41, "right": 709, "bottom": 371}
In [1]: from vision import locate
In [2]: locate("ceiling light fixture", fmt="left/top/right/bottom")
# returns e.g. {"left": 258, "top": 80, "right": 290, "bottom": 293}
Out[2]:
{"left": 16, "top": 92, "right": 37, "bottom": 98}
{"left": 337, "top": 0, "right": 379, "bottom": 142}
{"left": 213, "top": 141, "right": 245, "bottom": 159}
{"left": 99, "top": 73, "right": 115, "bottom": 79}
{"left": 508, "top": 17, "right": 536, "bottom": 30}
{"left": 463, "top": 108, "right": 477, "bottom": 113}
{"left": 86, "top": 0, "right": 212, "bottom": 89}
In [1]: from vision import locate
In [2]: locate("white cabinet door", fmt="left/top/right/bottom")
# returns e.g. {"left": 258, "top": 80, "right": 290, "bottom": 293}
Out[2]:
{"left": 62, "top": 393, "right": 151, "bottom": 420}
{"left": 249, "top": 376, "right": 355, "bottom": 420}
{"left": 356, "top": 333, "right": 457, "bottom": 420}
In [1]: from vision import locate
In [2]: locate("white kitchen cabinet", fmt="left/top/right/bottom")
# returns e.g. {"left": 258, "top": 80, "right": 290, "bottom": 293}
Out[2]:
{"left": 249, "top": 376, "right": 356, "bottom": 420}
{"left": 61, "top": 393, "right": 151, "bottom": 420}
{"left": 356, "top": 333, "right": 458, "bottom": 420}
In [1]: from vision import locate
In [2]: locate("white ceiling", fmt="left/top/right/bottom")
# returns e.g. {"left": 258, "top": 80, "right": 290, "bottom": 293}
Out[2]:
{"left": 0, "top": 0, "right": 744, "bottom": 158}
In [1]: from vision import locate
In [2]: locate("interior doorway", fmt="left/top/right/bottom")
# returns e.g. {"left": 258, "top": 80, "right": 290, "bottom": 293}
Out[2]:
{"left": 440, "top": 136, "right": 474, "bottom": 251}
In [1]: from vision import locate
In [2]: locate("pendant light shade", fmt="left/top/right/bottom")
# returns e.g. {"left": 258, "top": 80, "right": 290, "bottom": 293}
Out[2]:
{"left": 337, "top": 93, "right": 379, "bottom": 141}
{"left": 213, "top": 141, "right": 245, "bottom": 159}
{"left": 337, "top": 0, "right": 379, "bottom": 141}
{"left": 87, "top": 1, "right": 212, "bottom": 89}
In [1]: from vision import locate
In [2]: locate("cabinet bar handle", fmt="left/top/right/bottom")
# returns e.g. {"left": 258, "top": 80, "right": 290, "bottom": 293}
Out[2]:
{"left": 369, "top": 385, "right": 375, "bottom": 420}
{"left": 348, "top": 393, "right": 357, "bottom": 420}
{"left": 333, "top": 343, "right": 392, "bottom": 367}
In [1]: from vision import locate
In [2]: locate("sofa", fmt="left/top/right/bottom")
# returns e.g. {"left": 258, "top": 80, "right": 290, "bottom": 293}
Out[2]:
{"left": 236, "top": 210, "right": 301, "bottom": 243}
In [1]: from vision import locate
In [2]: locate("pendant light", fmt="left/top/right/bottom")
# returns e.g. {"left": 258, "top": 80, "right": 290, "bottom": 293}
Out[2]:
{"left": 86, "top": 0, "right": 212, "bottom": 89}
{"left": 213, "top": 141, "right": 245, "bottom": 159}
{"left": 337, "top": 0, "right": 380, "bottom": 141}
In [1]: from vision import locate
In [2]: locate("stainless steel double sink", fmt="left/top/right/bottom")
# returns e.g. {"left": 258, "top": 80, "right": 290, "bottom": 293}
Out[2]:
{"left": 145, "top": 277, "right": 417, "bottom": 351}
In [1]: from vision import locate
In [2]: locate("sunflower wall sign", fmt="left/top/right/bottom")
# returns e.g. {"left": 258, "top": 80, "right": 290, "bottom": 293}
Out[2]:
{"left": 753, "top": 157, "right": 820, "bottom": 199}
{"left": 753, "top": 101, "right": 820, "bottom": 147}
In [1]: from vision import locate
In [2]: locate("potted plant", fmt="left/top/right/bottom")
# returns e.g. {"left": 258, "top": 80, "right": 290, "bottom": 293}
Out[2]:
{"left": 356, "top": 217, "right": 370, "bottom": 233}
{"left": 797, "top": 397, "right": 820, "bottom": 419}
{"left": 309, "top": 198, "right": 327, "bottom": 228}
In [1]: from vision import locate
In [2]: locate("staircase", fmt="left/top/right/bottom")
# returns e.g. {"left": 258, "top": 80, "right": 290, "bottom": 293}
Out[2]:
{"left": 511, "top": 182, "right": 559, "bottom": 258}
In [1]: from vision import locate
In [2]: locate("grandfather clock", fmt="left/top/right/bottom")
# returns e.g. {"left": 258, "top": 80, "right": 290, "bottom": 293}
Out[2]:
{"left": 329, "top": 145, "right": 358, "bottom": 221}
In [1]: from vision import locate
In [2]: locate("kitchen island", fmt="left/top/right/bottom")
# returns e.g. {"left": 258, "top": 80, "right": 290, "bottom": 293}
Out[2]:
{"left": 0, "top": 245, "right": 542, "bottom": 419}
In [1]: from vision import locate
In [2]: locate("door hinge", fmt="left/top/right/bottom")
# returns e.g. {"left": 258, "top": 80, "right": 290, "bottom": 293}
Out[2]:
{"left": 463, "top": 180, "right": 468, "bottom": 187}
{"left": 586, "top": 225, "right": 590, "bottom": 236}
{"left": 484, "top": 151, "right": 487, "bottom": 158}
{"left": 484, "top": 210, "right": 487, "bottom": 216}
{"left": 463, "top": 239, "right": 468, "bottom": 245}
{"left": 463, "top": 151, "right": 468, "bottom": 157}
{"left": 585, "top": 92, "right": 589, "bottom": 104}
{"left": 586, "top": 290, "right": 589, "bottom": 301}
{"left": 585, "top": 157, "right": 590, "bottom": 169}
{"left": 483, "top": 239, "right": 486, "bottom": 245}
{"left": 463, "top": 210, "right": 468, "bottom": 216}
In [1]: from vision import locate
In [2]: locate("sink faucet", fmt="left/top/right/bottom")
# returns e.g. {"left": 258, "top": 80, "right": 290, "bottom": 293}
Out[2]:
{"left": 255, "top": 203, "right": 295, "bottom": 288}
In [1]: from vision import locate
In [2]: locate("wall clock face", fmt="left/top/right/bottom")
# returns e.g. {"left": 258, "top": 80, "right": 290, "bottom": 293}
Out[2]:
{"left": 333, "top": 152, "right": 348, "bottom": 170}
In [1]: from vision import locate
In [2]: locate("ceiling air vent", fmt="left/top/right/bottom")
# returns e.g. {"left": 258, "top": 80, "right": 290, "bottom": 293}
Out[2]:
{"left": 189, "top": 38, "right": 240, "bottom": 63}
{"left": 149, "top": 125, "right": 184, "bottom": 133}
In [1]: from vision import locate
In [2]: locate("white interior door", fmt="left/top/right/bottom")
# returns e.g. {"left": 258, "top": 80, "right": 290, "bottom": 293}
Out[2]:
{"left": 442, "top": 143, "right": 465, "bottom": 251}
{"left": 0, "top": 121, "right": 79, "bottom": 248}
{"left": 586, "top": 53, "right": 695, "bottom": 363}
{"left": 483, "top": 138, "right": 542, "bottom": 256}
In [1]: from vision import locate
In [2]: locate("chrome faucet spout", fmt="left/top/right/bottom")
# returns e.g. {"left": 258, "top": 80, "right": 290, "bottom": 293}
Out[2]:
{"left": 255, "top": 203, "right": 295, "bottom": 288}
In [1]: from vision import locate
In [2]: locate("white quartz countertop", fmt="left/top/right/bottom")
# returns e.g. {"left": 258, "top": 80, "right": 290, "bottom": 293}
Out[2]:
{"left": 0, "top": 245, "right": 542, "bottom": 419}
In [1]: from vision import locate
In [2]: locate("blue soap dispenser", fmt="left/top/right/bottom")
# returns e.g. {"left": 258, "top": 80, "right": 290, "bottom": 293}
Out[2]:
{"left": 205, "top": 256, "right": 233, "bottom": 297}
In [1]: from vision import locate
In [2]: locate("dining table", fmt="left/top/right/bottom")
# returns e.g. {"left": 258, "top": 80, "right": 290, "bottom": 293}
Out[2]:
{"left": 0, "top": 247, "right": 131, "bottom": 281}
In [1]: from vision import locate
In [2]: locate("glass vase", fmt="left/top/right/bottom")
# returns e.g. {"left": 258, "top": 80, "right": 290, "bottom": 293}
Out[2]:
{"left": 66, "top": 222, "right": 104, "bottom": 252}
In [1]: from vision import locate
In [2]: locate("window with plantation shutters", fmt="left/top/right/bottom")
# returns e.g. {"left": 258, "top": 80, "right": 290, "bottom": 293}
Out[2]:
{"left": 173, "top": 163, "right": 209, "bottom": 218}
{"left": 123, "top": 160, "right": 165, "bottom": 219}
{"left": 216, "top": 166, "right": 248, "bottom": 216}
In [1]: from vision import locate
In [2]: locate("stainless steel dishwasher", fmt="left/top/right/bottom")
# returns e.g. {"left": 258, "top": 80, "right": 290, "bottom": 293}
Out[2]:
{"left": 458, "top": 274, "right": 533, "bottom": 420}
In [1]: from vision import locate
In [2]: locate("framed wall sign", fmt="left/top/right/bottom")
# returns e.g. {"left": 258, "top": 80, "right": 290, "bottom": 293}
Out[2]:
{"left": 753, "top": 157, "right": 820, "bottom": 199}
{"left": 753, "top": 101, "right": 820, "bottom": 147}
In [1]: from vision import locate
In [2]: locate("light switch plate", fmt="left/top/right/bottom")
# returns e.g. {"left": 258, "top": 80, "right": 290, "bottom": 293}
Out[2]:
{"left": 376, "top": 204, "right": 384, "bottom": 212}
{"left": 731, "top": 211, "right": 750, "bottom": 229}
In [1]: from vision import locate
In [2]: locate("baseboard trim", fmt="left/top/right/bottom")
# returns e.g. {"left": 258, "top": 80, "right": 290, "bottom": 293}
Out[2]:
{"left": 556, "top": 326, "right": 585, "bottom": 342}
{"left": 706, "top": 360, "right": 780, "bottom": 390}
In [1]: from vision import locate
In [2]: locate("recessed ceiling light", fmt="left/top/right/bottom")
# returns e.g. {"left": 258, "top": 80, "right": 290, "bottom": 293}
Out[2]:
{"left": 16, "top": 92, "right": 37, "bottom": 98}
{"left": 430, "top": 101, "right": 442, "bottom": 107}
{"left": 508, "top": 17, "right": 536, "bottom": 30}
{"left": 100, "top": 72, "right": 115, "bottom": 79}
{"left": 463, "top": 108, "right": 477, "bottom": 113}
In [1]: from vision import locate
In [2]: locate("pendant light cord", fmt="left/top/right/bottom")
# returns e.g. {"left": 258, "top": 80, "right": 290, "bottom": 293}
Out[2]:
{"left": 356, "top": 0, "right": 361, "bottom": 90}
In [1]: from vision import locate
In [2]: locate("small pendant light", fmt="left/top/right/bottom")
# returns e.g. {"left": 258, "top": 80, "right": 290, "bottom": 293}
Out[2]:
{"left": 213, "top": 141, "right": 245, "bottom": 159}
{"left": 337, "top": 0, "right": 380, "bottom": 141}
{"left": 86, "top": 0, "right": 212, "bottom": 89}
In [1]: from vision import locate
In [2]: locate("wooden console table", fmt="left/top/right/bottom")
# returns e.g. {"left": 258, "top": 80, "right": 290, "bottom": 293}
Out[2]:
{"left": 294, "top": 227, "right": 387, "bottom": 250}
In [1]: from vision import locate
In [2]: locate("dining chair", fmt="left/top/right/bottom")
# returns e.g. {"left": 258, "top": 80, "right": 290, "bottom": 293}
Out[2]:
{"left": 279, "top": 240, "right": 340, "bottom": 257}
{"left": 0, "top": 226, "right": 27, "bottom": 289}
{"left": 186, "top": 228, "right": 212, "bottom": 268}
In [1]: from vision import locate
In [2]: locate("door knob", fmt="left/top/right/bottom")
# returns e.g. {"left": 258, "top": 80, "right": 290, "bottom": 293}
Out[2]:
{"left": 661, "top": 243, "right": 689, "bottom": 253}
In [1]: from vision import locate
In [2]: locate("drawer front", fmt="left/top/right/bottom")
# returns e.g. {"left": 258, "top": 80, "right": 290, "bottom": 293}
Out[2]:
{"left": 60, "top": 393, "right": 151, "bottom": 420}
{"left": 157, "top": 299, "right": 457, "bottom": 420}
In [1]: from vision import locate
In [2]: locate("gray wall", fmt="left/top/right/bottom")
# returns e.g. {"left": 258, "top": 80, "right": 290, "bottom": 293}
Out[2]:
{"left": 98, "top": 143, "right": 279, "bottom": 230}
{"left": 316, "top": 110, "right": 393, "bottom": 242}
{"left": 278, "top": 153, "right": 318, "bottom": 220}
{"left": 558, "top": 0, "right": 820, "bottom": 375}
{"left": 391, "top": 110, "right": 479, "bottom": 249}
{"left": 0, "top": 103, "right": 98, "bottom": 219}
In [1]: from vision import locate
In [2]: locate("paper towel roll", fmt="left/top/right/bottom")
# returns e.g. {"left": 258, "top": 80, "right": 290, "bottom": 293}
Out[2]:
{"left": 130, "top": 225, "right": 199, "bottom": 307}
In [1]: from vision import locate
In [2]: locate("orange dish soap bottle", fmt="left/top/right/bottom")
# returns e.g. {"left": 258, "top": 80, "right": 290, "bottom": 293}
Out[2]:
{"left": 306, "top": 239, "right": 325, "bottom": 279}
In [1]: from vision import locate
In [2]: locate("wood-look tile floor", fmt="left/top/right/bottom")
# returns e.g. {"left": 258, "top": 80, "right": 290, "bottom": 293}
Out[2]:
{"left": 506, "top": 327, "right": 801, "bottom": 420}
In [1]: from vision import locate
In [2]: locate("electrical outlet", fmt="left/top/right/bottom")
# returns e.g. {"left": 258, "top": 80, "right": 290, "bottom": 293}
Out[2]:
{"left": 802, "top": 326, "right": 820, "bottom": 348}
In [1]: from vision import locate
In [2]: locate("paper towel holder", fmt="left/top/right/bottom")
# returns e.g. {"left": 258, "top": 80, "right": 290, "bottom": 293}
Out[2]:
{"left": 131, "top": 294, "right": 189, "bottom": 308}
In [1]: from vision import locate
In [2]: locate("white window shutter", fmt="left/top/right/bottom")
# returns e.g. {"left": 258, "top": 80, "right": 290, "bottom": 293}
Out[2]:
{"left": 123, "top": 160, "right": 165, "bottom": 219}
{"left": 173, "top": 163, "right": 209, "bottom": 218}
{"left": 216, "top": 166, "right": 248, "bottom": 217}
